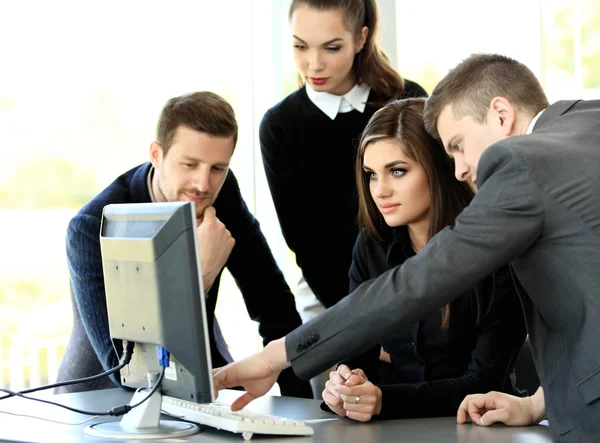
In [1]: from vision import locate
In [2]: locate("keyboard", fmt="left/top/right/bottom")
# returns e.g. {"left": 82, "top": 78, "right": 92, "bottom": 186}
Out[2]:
{"left": 161, "top": 396, "right": 314, "bottom": 441}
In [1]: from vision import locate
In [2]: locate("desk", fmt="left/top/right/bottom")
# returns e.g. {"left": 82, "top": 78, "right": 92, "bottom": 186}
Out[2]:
{"left": 0, "top": 388, "right": 554, "bottom": 442}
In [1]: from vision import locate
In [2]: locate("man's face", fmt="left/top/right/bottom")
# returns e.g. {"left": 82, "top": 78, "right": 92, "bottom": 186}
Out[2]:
{"left": 436, "top": 104, "right": 504, "bottom": 184}
{"left": 150, "top": 125, "right": 234, "bottom": 222}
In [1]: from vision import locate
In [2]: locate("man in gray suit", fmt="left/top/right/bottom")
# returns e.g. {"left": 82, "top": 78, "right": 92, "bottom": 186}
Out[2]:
{"left": 213, "top": 54, "right": 600, "bottom": 442}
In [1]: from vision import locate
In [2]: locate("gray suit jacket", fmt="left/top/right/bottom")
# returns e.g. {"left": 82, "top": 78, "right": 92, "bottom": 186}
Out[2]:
{"left": 286, "top": 100, "right": 600, "bottom": 442}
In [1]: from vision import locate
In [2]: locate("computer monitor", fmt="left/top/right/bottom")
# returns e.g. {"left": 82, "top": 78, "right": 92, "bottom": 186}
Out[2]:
{"left": 85, "top": 201, "right": 214, "bottom": 439}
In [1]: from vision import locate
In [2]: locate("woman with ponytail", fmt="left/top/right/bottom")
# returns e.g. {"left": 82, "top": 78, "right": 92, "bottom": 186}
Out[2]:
{"left": 259, "top": 2, "right": 427, "bottom": 398}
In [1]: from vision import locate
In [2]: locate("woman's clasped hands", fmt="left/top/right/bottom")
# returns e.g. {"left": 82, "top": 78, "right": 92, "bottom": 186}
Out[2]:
{"left": 322, "top": 364, "right": 383, "bottom": 422}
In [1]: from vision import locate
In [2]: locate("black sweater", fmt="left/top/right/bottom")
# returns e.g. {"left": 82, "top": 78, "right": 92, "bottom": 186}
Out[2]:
{"left": 260, "top": 81, "right": 427, "bottom": 307}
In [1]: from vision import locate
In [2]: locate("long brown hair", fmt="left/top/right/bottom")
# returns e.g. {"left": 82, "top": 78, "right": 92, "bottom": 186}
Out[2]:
{"left": 289, "top": 0, "right": 405, "bottom": 102}
{"left": 356, "top": 98, "right": 475, "bottom": 329}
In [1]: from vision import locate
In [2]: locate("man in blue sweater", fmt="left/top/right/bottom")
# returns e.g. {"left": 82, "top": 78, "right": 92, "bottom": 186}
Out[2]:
{"left": 63, "top": 91, "right": 310, "bottom": 398}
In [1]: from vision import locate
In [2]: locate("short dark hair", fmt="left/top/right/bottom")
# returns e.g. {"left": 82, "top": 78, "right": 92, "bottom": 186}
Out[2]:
{"left": 156, "top": 91, "right": 238, "bottom": 156}
{"left": 423, "top": 53, "right": 549, "bottom": 138}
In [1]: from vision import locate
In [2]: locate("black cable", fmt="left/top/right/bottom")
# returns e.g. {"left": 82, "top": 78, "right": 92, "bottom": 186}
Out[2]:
{"left": 0, "top": 388, "right": 113, "bottom": 416}
{"left": 0, "top": 367, "right": 166, "bottom": 417}
{"left": 130, "top": 369, "right": 165, "bottom": 409}
{"left": 0, "top": 341, "right": 135, "bottom": 401}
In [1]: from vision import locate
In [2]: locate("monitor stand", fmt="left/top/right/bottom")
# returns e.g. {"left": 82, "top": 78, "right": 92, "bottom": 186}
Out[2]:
{"left": 84, "top": 389, "right": 199, "bottom": 439}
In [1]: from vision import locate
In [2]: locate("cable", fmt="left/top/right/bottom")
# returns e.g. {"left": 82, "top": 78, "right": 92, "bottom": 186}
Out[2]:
{"left": 130, "top": 369, "right": 165, "bottom": 409}
{"left": 0, "top": 340, "right": 135, "bottom": 401}
{"left": 0, "top": 367, "right": 166, "bottom": 417}
{"left": 0, "top": 388, "right": 114, "bottom": 416}
{"left": 0, "top": 410, "right": 100, "bottom": 425}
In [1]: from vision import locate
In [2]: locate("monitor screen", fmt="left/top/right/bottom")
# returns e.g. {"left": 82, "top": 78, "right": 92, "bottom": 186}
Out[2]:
{"left": 100, "top": 201, "right": 214, "bottom": 404}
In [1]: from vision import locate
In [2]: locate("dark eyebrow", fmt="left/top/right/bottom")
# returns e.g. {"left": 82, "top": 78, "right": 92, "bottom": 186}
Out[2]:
{"left": 181, "top": 156, "right": 229, "bottom": 168}
{"left": 322, "top": 38, "right": 343, "bottom": 45}
{"left": 363, "top": 160, "right": 408, "bottom": 171}
{"left": 292, "top": 35, "right": 307, "bottom": 44}
{"left": 181, "top": 156, "right": 199, "bottom": 162}
{"left": 384, "top": 160, "right": 408, "bottom": 168}
{"left": 292, "top": 35, "right": 343, "bottom": 46}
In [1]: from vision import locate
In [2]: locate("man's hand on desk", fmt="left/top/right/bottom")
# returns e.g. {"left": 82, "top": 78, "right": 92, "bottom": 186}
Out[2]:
{"left": 457, "top": 387, "right": 546, "bottom": 427}
{"left": 212, "top": 337, "right": 290, "bottom": 411}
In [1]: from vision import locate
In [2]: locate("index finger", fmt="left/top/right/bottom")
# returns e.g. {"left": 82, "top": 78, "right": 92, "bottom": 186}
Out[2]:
{"left": 231, "top": 392, "right": 255, "bottom": 411}
{"left": 336, "top": 383, "right": 368, "bottom": 397}
{"left": 465, "top": 394, "right": 499, "bottom": 425}
{"left": 345, "top": 371, "right": 367, "bottom": 387}
{"left": 457, "top": 394, "right": 483, "bottom": 424}
{"left": 336, "top": 364, "right": 352, "bottom": 380}
{"left": 202, "top": 206, "right": 216, "bottom": 221}
{"left": 212, "top": 364, "right": 236, "bottom": 396}
{"left": 329, "top": 370, "right": 346, "bottom": 386}
{"left": 212, "top": 367, "right": 226, "bottom": 398}
{"left": 351, "top": 368, "right": 366, "bottom": 379}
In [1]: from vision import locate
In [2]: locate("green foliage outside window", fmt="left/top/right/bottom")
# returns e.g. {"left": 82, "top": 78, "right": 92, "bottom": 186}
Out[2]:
{"left": 0, "top": 157, "right": 98, "bottom": 209}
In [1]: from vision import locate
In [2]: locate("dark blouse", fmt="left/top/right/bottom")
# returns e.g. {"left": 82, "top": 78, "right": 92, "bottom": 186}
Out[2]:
{"left": 329, "top": 226, "right": 526, "bottom": 419}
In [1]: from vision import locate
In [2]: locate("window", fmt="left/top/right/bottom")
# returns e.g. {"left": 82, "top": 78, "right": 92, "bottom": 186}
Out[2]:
{"left": 541, "top": 0, "right": 600, "bottom": 100}
{"left": 0, "top": 0, "right": 260, "bottom": 391}
{"left": 393, "top": 0, "right": 599, "bottom": 100}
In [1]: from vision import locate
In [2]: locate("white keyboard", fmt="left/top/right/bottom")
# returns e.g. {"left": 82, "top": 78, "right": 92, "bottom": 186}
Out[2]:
{"left": 162, "top": 396, "right": 314, "bottom": 441}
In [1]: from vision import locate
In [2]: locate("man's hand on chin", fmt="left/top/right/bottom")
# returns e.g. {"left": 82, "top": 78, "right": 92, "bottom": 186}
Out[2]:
{"left": 196, "top": 206, "right": 235, "bottom": 291}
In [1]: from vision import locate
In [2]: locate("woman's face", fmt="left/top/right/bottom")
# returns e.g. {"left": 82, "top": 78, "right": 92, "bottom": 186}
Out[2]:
{"left": 290, "top": 5, "right": 367, "bottom": 96}
{"left": 363, "top": 139, "right": 431, "bottom": 228}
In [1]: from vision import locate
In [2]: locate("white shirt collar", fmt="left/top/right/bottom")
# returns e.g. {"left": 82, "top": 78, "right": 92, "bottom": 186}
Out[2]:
{"left": 305, "top": 82, "right": 371, "bottom": 120}
{"left": 147, "top": 166, "right": 157, "bottom": 202}
{"left": 526, "top": 109, "right": 545, "bottom": 135}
